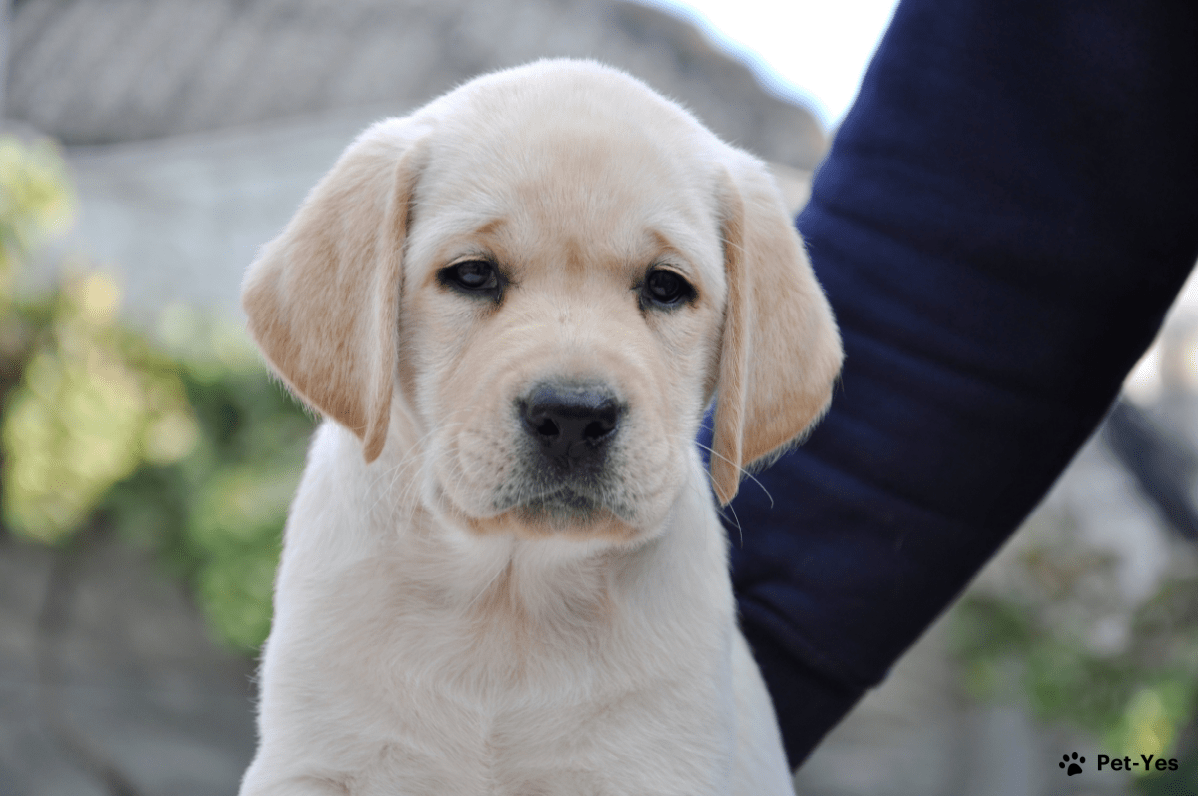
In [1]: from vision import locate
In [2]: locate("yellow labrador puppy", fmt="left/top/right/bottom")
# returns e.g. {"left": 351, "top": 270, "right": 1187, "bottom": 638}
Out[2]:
{"left": 238, "top": 59, "right": 841, "bottom": 796}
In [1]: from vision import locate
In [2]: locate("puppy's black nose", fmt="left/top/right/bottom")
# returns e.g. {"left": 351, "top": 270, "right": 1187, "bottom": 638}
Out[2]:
{"left": 520, "top": 384, "right": 622, "bottom": 463}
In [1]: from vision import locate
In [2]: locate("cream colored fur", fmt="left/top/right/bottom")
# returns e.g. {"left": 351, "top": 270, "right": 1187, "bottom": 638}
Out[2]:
{"left": 238, "top": 59, "right": 842, "bottom": 796}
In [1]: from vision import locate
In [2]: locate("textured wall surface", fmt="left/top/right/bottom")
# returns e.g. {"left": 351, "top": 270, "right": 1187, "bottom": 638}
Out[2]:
{"left": 7, "top": 0, "right": 824, "bottom": 168}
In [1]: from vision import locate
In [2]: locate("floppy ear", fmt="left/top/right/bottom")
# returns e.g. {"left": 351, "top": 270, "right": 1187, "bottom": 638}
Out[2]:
{"left": 709, "top": 156, "right": 844, "bottom": 505}
{"left": 241, "top": 121, "right": 424, "bottom": 462}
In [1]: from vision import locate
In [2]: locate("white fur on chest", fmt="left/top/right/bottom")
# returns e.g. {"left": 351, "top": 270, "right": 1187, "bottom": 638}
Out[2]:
{"left": 246, "top": 424, "right": 744, "bottom": 795}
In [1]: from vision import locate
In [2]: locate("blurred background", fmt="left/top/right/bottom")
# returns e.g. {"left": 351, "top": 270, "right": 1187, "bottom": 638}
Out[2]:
{"left": 1, "top": 1, "right": 1196, "bottom": 794}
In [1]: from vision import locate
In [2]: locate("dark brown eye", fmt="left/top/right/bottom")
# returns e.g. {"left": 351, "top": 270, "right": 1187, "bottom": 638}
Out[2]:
{"left": 439, "top": 260, "right": 500, "bottom": 297}
{"left": 642, "top": 268, "right": 694, "bottom": 308}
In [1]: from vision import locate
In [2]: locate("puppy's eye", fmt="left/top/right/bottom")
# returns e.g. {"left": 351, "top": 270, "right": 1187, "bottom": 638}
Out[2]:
{"left": 642, "top": 268, "right": 694, "bottom": 309}
{"left": 439, "top": 260, "right": 501, "bottom": 297}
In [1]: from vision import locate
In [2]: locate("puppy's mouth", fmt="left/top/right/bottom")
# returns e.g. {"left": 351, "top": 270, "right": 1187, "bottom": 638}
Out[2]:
{"left": 519, "top": 488, "right": 595, "bottom": 514}
{"left": 435, "top": 472, "right": 642, "bottom": 541}
{"left": 494, "top": 481, "right": 633, "bottom": 525}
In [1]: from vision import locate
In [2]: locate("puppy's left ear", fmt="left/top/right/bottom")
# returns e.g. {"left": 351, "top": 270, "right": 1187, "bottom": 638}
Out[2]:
{"left": 710, "top": 155, "right": 843, "bottom": 505}
{"left": 242, "top": 121, "right": 425, "bottom": 462}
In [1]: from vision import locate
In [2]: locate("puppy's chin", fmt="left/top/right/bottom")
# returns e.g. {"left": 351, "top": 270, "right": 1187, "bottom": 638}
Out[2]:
{"left": 470, "top": 508, "right": 643, "bottom": 544}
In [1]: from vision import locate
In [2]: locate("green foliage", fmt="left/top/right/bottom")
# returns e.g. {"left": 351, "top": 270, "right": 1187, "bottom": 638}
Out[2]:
{"left": 0, "top": 136, "right": 74, "bottom": 301}
{"left": 0, "top": 134, "right": 314, "bottom": 653}
{"left": 3, "top": 273, "right": 198, "bottom": 542}
{"left": 951, "top": 526, "right": 1198, "bottom": 770}
{"left": 96, "top": 307, "right": 313, "bottom": 651}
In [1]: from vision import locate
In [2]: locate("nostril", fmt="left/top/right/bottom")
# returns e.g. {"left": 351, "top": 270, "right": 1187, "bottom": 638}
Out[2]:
{"left": 534, "top": 418, "right": 560, "bottom": 439}
{"left": 583, "top": 420, "right": 611, "bottom": 441}
{"left": 582, "top": 404, "right": 618, "bottom": 441}
{"left": 524, "top": 401, "right": 563, "bottom": 440}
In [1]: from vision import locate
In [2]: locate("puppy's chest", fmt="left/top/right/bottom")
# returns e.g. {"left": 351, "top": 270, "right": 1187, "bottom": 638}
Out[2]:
{"left": 347, "top": 591, "right": 690, "bottom": 713}
{"left": 322, "top": 583, "right": 731, "bottom": 794}
{"left": 348, "top": 680, "right": 731, "bottom": 796}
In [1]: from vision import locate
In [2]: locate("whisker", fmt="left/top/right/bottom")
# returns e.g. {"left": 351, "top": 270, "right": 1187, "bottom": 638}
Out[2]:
{"left": 692, "top": 440, "right": 774, "bottom": 509}
{"left": 721, "top": 500, "right": 744, "bottom": 548}
{"left": 463, "top": 553, "right": 513, "bottom": 614}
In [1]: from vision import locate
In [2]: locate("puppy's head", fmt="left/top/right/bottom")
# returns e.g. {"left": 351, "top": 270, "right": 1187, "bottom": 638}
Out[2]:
{"left": 243, "top": 60, "right": 842, "bottom": 543}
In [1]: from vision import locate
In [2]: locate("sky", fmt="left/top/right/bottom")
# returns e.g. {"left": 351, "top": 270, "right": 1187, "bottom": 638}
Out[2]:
{"left": 638, "top": 0, "right": 902, "bottom": 128}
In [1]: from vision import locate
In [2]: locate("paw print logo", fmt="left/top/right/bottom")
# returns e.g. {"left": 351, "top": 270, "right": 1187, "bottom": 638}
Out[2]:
{"left": 1059, "top": 752, "right": 1085, "bottom": 776}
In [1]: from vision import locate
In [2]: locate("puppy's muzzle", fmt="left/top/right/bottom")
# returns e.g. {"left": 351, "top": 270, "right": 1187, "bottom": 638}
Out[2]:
{"left": 519, "top": 383, "right": 623, "bottom": 470}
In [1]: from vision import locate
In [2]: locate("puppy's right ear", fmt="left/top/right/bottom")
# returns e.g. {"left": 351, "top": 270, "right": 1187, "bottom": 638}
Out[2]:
{"left": 242, "top": 121, "right": 425, "bottom": 462}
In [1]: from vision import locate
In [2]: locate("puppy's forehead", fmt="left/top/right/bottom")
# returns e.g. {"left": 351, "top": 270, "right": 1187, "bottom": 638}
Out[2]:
{"left": 409, "top": 64, "right": 727, "bottom": 272}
